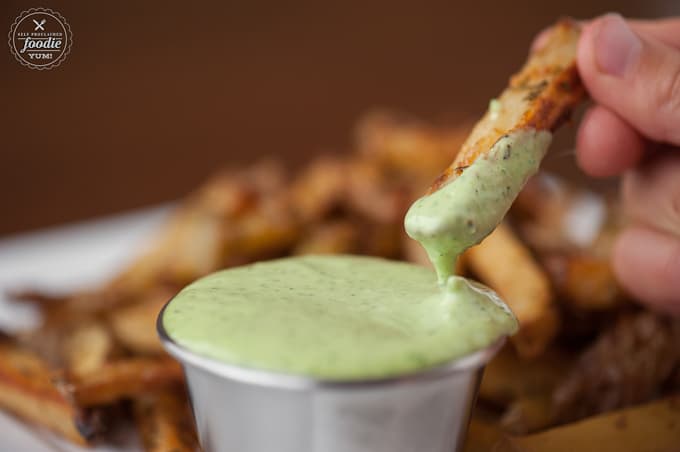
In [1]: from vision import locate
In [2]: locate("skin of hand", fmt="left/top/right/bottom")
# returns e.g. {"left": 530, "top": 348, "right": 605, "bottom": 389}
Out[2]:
{"left": 573, "top": 14, "right": 680, "bottom": 313}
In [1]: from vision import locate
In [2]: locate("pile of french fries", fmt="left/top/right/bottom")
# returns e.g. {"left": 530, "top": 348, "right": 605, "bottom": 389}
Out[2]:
{"left": 5, "top": 111, "right": 680, "bottom": 451}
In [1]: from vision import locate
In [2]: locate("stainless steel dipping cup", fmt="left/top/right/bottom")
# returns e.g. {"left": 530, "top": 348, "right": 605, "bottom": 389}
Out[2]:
{"left": 158, "top": 305, "right": 505, "bottom": 452}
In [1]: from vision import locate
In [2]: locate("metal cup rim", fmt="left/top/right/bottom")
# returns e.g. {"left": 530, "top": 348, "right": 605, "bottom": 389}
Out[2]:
{"left": 157, "top": 296, "right": 506, "bottom": 391}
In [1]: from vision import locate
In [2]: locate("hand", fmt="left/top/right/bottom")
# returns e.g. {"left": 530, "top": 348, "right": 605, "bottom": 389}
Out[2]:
{"left": 575, "top": 14, "right": 680, "bottom": 313}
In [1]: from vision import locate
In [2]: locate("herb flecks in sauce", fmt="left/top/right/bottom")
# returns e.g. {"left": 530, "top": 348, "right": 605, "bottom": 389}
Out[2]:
{"left": 405, "top": 128, "right": 552, "bottom": 283}
{"left": 163, "top": 255, "right": 516, "bottom": 380}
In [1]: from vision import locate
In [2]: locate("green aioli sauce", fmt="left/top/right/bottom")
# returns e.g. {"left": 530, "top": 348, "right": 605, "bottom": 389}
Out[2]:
{"left": 405, "top": 129, "right": 552, "bottom": 282}
{"left": 163, "top": 255, "right": 516, "bottom": 379}
{"left": 163, "top": 129, "right": 550, "bottom": 380}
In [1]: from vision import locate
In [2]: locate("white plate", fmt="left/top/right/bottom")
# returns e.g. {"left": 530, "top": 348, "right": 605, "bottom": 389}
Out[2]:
{"left": 0, "top": 205, "right": 174, "bottom": 451}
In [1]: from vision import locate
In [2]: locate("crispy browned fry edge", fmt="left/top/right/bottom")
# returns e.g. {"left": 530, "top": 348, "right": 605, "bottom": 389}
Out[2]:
{"left": 429, "top": 19, "right": 585, "bottom": 193}
{"left": 497, "top": 395, "right": 680, "bottom": 452}
{"left": 133, "top": 389, "right": 199, "bottom": 452}
{"left": 68, "top": 357, "right": 184, "bottom": 407}
{"left": 0, "top": 343, "right": 98, "bottom": 444}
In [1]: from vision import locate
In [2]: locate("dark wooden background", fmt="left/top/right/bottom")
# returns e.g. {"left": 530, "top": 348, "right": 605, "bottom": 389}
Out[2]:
{"left": 1, "top": 0, "right": 677, "bottom": 235}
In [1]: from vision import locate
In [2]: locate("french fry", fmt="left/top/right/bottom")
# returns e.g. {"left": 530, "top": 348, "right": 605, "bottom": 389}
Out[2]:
{"left": 109, "top": 205, "right": 221, "bottom": 294}
{"left": 428, "top": 19, "right": 584, "bottom": 193}
{"left": 465, "top": 222, "right": 559, "bottom": 357}
{"left": 0, "top": 343, "right": 99, "bottom": 444}
{"left": 293, "top": 221, "right": 359, "bottom": 255}
{"left": 221, "top": 197, "right": 301, "bottom": 264}
{"left": 61, "top": 320, "right": 116, "bottom": 377}
{"left": 108, "top": 289, "right": 173, "bottom": 355}
{"left": 551, "top": 312, "right": 680, "bottom": 424}
{"left": 480, "top": 345, "right": 571, "bottom": 407}
{"left": 69, "top": 357, "right": 184, "bottom": 407}
{"left": 289, "top": 157, "right": 348, "bottom": 223}
{"left": 497, "top": 395, "right": 680, "bottom": 452}
{"left": 110, "top": 162, "right": 286, "bottom": 294}
{"left": 345, "top": 158, "right": 411, "bottom": 225}
{"left": 542, "top": 253, "right": 622, "bottom": 311}
{"left": 354, "top": 111, "right": 469, "bottom": 182}
{"left": 133, "top": 389, "right": 199, "bottom": 452}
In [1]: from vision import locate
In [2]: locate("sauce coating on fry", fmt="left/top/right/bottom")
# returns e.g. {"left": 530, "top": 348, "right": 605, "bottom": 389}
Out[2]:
{"left": 405, "top": 128, "right": 552, "bottom": 282}
{"left": 162, "top": 255, "right": 516, "bottom": 380}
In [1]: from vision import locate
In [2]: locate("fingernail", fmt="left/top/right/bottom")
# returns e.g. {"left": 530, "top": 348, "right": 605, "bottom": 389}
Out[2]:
{"left": 531, "top": 28, "right": 551, "bottom": 53}
{"left": 594, "top": 13, "right": 641, "bottom": 78}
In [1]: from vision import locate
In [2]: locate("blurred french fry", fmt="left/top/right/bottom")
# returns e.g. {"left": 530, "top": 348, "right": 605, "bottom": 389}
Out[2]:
{"left": 426, "top": 20, "right": 584, "bottom": 195}
{"left": 61, "top": 321, "right": 116, "bottom": 377}
{"left": 0, "top": 343, "right": 99, "bottom": 444}
{"left": 133, "top": 389, "right": 199, "bottom": 452}
{"left": 70, "top": 357, "right": 183, "bottom": 406}
{"left": 354, "top": 111, "right": 469, "bottom": 182}
{"left": 108, "top": 289, "right": 173, "bottom": 355}
{"left": 480, "top": 345, "right": 571, "bottom": 407}
{"left": 111, "top": 162, "right": 287, "bottom": 294}
{"left": 465, "top": 222, "right": 559, "bottom": 358}
{"left": 289, "top": 157, "right": 347, "bottom": 223}
{"left": 498, "top": 395, "right": 680, "bottom": 452}
{"left": 218, "top": 199, "right": 300, "bottom": 268}
{"left": 500, "top": 395, "right": 554, "bottom": 435}
{"left": 109, "top": 205, "right": 221, "bottom": 294}
{"left": 512, "top": 173, "right": 569, "bottom": 224}
{"left": 293, "top": 221, "right": 359, "bottom": 255}
{"left": 345, "top": 158, "right": 411, "bottom": 225}
{"left": 542, "top": 254, "right": 622, "bottom": 311}
{"left": 552, "top": 311, "right": 680, "bottom": 424}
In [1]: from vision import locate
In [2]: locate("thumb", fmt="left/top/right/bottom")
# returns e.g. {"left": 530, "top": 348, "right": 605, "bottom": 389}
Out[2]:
{"left": 577, "top": 13, "right": 680, "bottom": 145}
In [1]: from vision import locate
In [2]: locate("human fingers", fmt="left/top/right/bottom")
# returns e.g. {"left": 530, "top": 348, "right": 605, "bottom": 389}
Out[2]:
{"left": 576, "top": 104, "right": 647, "bottom": 177}
{"left": 577, "top": 13, "right": 680, "bottom": 145}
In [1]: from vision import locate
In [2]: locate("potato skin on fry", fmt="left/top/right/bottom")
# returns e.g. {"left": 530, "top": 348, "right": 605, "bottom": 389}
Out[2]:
{"left": 69, "top": 358, "right": 184, "bottom": 407}
{"left": 0, "top": 343, "right": 98, "bottom": 444}
{"left": 133, "top": 389, "right": 199, "bottom": 452}
{"left": 552, "top": 312, "right": 680, "bottom": 424}
{"left": 430, "top": 19, "right": 585, "bottom": 193}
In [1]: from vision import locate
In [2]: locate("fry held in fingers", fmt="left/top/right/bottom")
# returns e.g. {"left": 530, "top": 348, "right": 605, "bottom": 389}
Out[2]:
{"left": 429, "top": 19, "right": 584, "bottom": 193}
